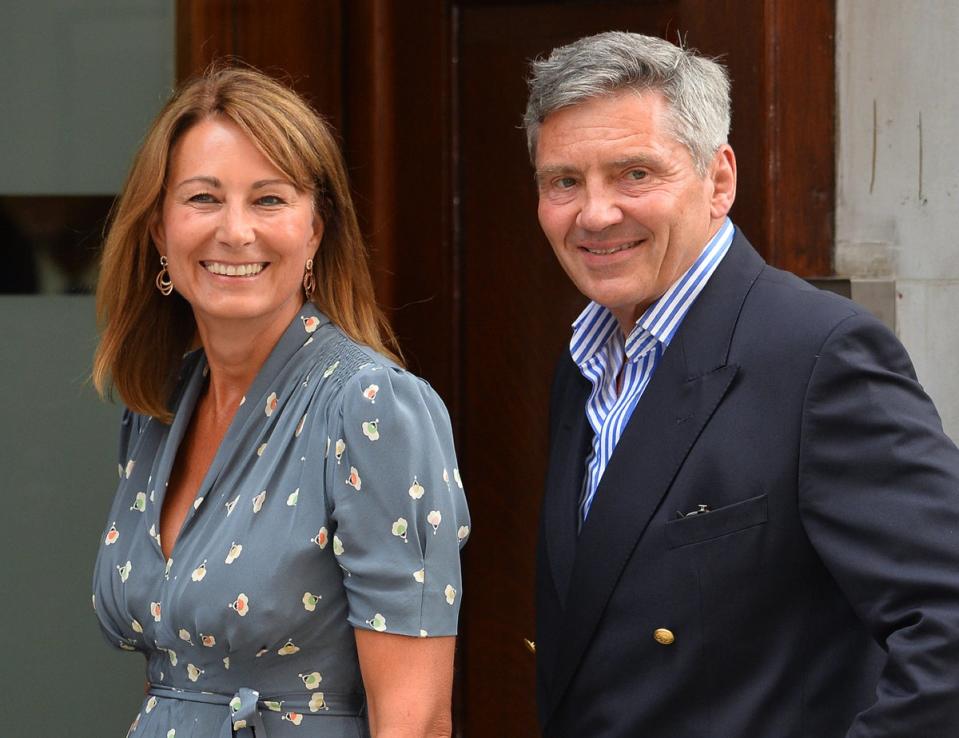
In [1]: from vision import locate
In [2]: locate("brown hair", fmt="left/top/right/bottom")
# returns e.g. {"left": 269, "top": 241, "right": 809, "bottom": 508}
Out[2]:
{"left": 93, "top": 66, "right": 401, "bottom": 422}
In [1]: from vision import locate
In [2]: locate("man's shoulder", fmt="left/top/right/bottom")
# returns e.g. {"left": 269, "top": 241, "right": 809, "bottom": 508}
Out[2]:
{"left": 747, "top": 262, "right": 872, "bottom": 337}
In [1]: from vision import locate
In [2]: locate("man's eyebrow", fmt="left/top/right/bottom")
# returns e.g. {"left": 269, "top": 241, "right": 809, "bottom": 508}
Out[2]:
{"left": 609, "top": 155, "right": 661, "bottom": 169}
{"left": 534, "top": 165, "right": 577, "bottom": 182}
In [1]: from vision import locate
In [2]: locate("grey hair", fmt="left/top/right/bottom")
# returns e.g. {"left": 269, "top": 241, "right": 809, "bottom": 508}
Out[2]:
{"left": 524, "top": 31, "right": 731, "bottom": 175}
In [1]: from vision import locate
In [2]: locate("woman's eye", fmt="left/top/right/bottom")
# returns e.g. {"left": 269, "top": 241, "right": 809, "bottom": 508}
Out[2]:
{"left": 187, "top": 193, "right": 217, "bottom": 203}
{"left": 256, "top": 195, "right": 285, "bottom": 206}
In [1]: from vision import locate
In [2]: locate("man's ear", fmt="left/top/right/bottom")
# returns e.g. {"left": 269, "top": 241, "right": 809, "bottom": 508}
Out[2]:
{"left": 709, "top": 144, "right": 737, "bottom": 220}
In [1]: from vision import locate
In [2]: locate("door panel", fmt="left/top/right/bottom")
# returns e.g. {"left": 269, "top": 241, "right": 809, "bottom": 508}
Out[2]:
{"left": 174, "top": 2, "right": 834, "bottom": 733}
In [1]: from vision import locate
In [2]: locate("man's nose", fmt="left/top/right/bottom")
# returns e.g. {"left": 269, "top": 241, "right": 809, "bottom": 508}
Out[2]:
{"left": 217, "top": 202, "right": 255, "bottom": 247}
{"left": 576, "top": 185, "right": 623, "bottom": 232}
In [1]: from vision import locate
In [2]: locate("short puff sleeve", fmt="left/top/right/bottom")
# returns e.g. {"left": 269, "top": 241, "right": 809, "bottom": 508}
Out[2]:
{"left": 325, "top": 366, "right": 470, "bottom": 637}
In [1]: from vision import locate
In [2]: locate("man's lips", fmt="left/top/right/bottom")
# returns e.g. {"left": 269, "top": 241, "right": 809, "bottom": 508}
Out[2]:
{"left": 578, "top": 239, "right": 644, "bottom": 255}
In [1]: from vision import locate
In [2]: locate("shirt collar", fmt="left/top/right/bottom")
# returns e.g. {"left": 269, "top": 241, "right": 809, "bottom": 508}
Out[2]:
{"left": 570, "top": 218, "right": 735, "bottom": 368}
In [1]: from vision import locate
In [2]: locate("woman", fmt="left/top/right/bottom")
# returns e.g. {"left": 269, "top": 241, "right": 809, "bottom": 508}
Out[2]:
{"left": 92, "top": 67, "right": 469, "bottom": 738}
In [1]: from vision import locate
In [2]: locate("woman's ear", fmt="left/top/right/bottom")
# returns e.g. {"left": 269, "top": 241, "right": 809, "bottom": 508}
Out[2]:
{"left": 310, "top": 213, "right": 325, "bottom": 252}
{"left": 149, "top": 211, "right": 167, "bottom": 256}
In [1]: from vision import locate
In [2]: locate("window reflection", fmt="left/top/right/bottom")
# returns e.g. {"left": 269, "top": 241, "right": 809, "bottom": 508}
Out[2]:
{"left": 0, "top": 196, "right": 113, "bottom": 294}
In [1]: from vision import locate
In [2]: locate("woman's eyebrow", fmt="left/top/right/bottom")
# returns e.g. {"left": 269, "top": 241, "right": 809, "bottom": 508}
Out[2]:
{"left": 175, "top": 175, "right": 220, "bottom": 189}
{"left": 252, "top": 178, "right": 295, "bottom": 189}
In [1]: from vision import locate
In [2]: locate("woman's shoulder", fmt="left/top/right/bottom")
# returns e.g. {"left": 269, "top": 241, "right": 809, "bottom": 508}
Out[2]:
{"left": 306, "top": 322, "right": 447, "bottom": 423}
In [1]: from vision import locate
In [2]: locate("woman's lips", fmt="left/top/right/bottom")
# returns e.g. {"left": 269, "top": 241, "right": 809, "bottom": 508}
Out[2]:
{"left": 201, "top": 261, "right": 268, "bottom": 277}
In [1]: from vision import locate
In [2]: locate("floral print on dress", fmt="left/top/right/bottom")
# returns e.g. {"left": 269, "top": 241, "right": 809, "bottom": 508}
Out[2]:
{"left": 391, "top": 517, "right": 409, "bottom": 543}
{"left": 225, "top": 542, "right": 242, "bottom": 564}
{"left": 228, "top": 593, "right": 249, "bottom": 616}
{"left": 311, "top": 527, "right": 328, "bottom": 549}
{"left": 361, "top": 420, "right": 380, "bottom": 441}
{"left": 309, "top": 692, "right": 329, "bottom": 712}
{"left": 252, "top": 490, "right": 267, "bottom": 513}
{"left": 117, "top": 560, "right": 132, "bottom": 582}
{"left": 299, "top": 671, "right": 322, "bottom": 689}
{"left": 92, "top": 307, "right": 469, "bottom": 737}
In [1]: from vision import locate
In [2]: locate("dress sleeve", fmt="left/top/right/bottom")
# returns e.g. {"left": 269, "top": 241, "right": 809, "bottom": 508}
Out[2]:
{"left": 325, "top": 366, "right": 470, "bottom": 637}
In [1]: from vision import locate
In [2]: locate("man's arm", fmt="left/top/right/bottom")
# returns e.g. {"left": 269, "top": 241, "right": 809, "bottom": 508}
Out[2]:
{"left": 798, "top": 311, "right": 959, "bottom": 736}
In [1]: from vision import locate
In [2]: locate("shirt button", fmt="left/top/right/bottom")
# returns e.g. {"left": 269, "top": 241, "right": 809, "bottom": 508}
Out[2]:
{"left": 653, "top": 628, "right": 675, "bottom": 645}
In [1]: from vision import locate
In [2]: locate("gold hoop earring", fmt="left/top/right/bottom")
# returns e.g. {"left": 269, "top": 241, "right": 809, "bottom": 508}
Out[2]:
{"left": 155, "top": 255, "right": 174, "bottom": 296}
{"left": 303, "top": 258, "right": 316, "bottom": 300}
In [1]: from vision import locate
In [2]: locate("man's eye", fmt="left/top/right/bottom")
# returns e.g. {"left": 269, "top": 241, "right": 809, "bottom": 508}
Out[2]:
{"left": 556, "top": 177, "right": 577, "bottom": 189}
{"left": 626, "top": 169, "right": 647, "bottom": 181}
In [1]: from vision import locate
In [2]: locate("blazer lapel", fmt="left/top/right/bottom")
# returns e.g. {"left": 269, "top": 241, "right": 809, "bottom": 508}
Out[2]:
{"left": 543, "top": 363, "right": 592, "bottom": 605}
{"left": 543, "top": 232, "right": 765, "bottom": 721}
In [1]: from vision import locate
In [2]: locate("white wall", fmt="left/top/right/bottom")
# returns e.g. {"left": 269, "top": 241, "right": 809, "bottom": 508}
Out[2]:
{"left": 837, "top": 0, "right": 959, "bottom": 440}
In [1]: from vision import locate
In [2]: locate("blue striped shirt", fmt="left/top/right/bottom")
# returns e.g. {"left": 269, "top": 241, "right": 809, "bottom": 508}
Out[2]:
{"left": 571, "top": 218, "right": 735, "bottom": 524}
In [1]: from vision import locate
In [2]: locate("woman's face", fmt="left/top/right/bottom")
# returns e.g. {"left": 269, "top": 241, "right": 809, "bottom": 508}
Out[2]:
{"left": 152, "top": 116, "right": 322, "bottom": 335}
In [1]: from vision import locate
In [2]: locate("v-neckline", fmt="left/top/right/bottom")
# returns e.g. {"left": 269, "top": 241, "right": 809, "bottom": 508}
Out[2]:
{"left": 148, "top": 305, "right": 331, "bottom": 564}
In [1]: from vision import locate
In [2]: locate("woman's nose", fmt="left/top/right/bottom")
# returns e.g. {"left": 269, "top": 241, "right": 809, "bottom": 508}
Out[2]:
{"left": 216, "top": 202, "right": 255, "bottom": 247}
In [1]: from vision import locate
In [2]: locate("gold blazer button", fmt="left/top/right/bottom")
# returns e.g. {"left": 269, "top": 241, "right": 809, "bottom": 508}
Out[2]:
{"left": 523, "top": 638, "right": 536, "bottom": 654}
{"left": 653, "top": 628, "right": 675, "bottom": 645}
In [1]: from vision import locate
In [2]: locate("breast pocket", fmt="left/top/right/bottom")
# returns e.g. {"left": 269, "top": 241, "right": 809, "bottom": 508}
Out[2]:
{"left": 665, "top": 493, "right": 768, "bottom": 549}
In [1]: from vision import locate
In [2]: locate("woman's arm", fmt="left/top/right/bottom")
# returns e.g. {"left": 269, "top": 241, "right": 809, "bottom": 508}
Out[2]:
{"left": 355, "top": 629, "right": 456, "bottom": 738}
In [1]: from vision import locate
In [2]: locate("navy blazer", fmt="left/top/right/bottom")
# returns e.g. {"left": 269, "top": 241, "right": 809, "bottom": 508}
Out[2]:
{"left": 536, "top": 230, "right": 959, "bottom": 737}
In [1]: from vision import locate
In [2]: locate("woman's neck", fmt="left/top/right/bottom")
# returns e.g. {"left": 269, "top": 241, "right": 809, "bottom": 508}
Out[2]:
{"left": 193, "top": 304, "right": 301, "bottom": 419}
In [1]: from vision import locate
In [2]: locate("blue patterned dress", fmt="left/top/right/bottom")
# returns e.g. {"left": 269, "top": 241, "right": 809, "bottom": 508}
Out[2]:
{"left": 92, "top": 305, "right": 470, "bottom": 737}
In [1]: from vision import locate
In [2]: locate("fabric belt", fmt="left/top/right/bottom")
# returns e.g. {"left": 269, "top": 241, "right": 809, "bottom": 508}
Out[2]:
{"left": 148, "top": 684, "right": 366, "bottom": 737}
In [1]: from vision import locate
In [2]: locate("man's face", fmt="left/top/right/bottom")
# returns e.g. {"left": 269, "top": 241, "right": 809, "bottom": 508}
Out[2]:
{"left": 535, "top": 89, "right": 735, "bottom": 332}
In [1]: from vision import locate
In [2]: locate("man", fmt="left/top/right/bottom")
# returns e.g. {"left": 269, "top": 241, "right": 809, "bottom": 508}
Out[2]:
{"left": 527, "top": 31, "right": 959, "bottom": 737}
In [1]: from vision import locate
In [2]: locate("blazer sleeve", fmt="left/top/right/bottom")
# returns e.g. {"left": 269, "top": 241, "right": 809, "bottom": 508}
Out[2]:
{"left": 798, "top": 311, "right": 959, "bottom": 736}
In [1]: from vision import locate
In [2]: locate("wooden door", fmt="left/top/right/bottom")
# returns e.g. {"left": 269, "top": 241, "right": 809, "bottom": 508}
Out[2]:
{"left": 177, "top": 2, "right": 834, "bottom": 734}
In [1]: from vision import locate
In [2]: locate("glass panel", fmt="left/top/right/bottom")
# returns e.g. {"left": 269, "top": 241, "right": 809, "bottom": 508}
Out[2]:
{"left": 1, "top": 0, "right": 174, "bottom": 294}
